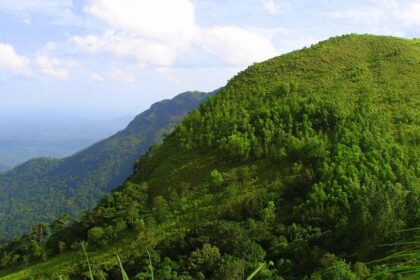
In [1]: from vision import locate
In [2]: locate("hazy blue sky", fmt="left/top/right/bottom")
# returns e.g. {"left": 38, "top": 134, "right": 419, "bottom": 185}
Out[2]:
{"left": 0, "top": 0, "right": 419, "bottom": 118}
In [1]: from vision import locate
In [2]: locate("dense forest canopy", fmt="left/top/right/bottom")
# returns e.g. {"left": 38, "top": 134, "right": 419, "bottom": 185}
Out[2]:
{"left": 0, "top": 34, "right": 419, "bottom": 279}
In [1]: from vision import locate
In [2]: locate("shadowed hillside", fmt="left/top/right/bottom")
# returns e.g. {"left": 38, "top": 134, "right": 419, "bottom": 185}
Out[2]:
{"left": 0, "top": 91, "right": 211, "bottom": 239}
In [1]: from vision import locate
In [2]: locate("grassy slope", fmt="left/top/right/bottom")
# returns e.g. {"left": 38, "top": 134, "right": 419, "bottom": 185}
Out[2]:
{"left": 1, "top": 34, "right": 419, "bottom": 279}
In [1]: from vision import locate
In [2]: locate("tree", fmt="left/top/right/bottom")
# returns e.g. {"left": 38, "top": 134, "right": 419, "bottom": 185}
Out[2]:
{"left": 224, "top": 133, "right": 251, "bottom": 159}
{"left": 188, "top": 243, "right": 221, "bottom": 276}
{"left": 153, "top": 196, "right": 170, "bottom": 222}
{"left": 210, "top": 170, "right": 224, "bottom": 190}
{"left": 31, "top": 224, "right": 48, "bottom": 244}
{"left": 50, "top": 214, "right": 70, "bottom": 234}
{"left": 261, "top": 201, "right": 276, "bottom": 225}
{"left": 319, "top": 260, "right": 357, "bottom": 280}
{"left": 87, "top": 227, "right": 105, "bottom": 246}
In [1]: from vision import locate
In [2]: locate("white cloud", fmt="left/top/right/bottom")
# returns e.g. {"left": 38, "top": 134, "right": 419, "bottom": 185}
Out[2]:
{"left": 400, "top": 1, "right": 420, "bottom": 26}
{"left": 0, "top": 0, "right": 80, "bottom": 26}
{"left": 108, "top": 68, "right": 135, "bottom": 83}
{"left": 0, "top": 43, "right": 29, "bottom": 73}
{"left": 73, "top": 32, "right": 183, "bottom": 66}
{"left": 88, "top": 69, "right": 134, "bottom": 83}
{"left": 0, "top": 0, "right": 72, "bottom": 14}
{"left": 85, "top": 0, "right": 197, "bottom": 43}
{"left": 76, "top": 0, "right": 198, "bottom": 66}
{"left": 200, "top": 26, "right": 279, "bottom": 66}
{"left": 75, "top": 0, "right": 279, "bottom": 67}
{"left": 330, "top": 7, "right": 386, "bottom": 24}
{"left": 90, "top": 72, "right": 104, "bottom": 81}
{"left": 36, "top": 55, "right": 69, "bottom": 79}
{"left": 330, "top": 0, "right": 420, "bottom": 26}
{"left": 262, "top": 0, "right": 291, "bottom": 15}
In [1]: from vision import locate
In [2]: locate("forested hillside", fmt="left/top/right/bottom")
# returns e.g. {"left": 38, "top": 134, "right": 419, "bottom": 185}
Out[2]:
{"left": 0, "top": 164, "right": 8, "bottom": 174}
{"left": 0, "top": 91, "right": 210, "bottom": 239}
{"left": 0, "top": 35, "right": 419, "bottom": 279}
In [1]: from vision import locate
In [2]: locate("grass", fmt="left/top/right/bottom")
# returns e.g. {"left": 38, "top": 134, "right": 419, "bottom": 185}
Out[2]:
{"left": 76, "top": 246, "right": 267, "bottom": 280}
{"left": 73, "top": 245, "right": 155, "bottom": 280}
{"left": 368, "top": 228, "right": 420, "bottom": 279}
{"left": 116, "top": 254, "right": 129, "bottom": 280}
{"left": 146, "top": 249, "right": 155, "bottom": 280}
{"left": 81, "top": 242, "right": 94, "bottom": 280}
{"left": 246, "top": 264, "right": 264, "bottom": 280}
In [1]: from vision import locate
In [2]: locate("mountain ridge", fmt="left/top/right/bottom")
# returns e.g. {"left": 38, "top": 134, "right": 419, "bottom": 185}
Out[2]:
{"left": 0, "top": 91, "right": 212, "bottom": 239}
{"left": 0, "top": 34, "right": 419, "bottom": 279}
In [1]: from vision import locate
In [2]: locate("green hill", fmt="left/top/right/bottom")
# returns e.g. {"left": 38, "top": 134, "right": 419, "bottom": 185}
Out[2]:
{"left": 0, "top": 91, "right": 211, "bottom": 239}
{"left": 1, "top": 34, "right": 419, "bottom": 279}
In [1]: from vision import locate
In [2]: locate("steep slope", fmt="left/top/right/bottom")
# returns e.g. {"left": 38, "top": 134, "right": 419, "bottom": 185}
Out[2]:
{"left": 0, "top": 91, "right": 211, "bottom": 239}
{"left": 1, "top": 35, "right": 419, "bottom": 279}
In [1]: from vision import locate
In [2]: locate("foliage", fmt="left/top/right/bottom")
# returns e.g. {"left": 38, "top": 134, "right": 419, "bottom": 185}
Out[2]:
{"left": 0, "top": 91, "right": 211, "bottom": 239}
{"left": 0, "top": 34, "right": 419, "bottom": 279}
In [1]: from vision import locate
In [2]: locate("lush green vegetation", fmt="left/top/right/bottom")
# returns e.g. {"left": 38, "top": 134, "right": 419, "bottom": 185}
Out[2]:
{"left": 368, "top": 228, "right": 419, "bottom": 279}
{"left": 0, "top": 34, "right": 419, "bottom": 279}
{"left": 0, "top": 91, "right": 211, "bottom": 239}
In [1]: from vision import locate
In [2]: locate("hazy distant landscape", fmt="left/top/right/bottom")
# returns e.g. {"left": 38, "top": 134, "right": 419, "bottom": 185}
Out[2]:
{"left": 0, "top": 114, "right": 133, "bottom": 169}
{"left": 0, "top": 91, "right": 209, "bottom": 238}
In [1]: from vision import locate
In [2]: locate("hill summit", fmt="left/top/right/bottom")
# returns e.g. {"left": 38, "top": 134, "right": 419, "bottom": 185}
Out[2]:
{"left": 1, "top": 34, "right": 419, "bottom": 279}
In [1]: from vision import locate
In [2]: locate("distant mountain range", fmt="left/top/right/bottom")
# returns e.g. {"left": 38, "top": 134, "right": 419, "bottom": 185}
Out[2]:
{"left": 0, "top": 91, "right": 211, "bottom": 239}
